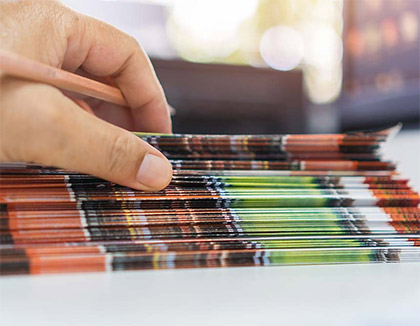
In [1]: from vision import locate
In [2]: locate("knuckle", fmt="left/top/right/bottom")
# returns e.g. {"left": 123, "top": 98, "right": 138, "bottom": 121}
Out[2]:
{"left": 107, "top": 134, "right": 134, "bottom": 175}
{"left": 61, "top": 6, "right": 81, "bottom": 33}
{"left": 128, "top": 35, "right": 140, "bottom": 48}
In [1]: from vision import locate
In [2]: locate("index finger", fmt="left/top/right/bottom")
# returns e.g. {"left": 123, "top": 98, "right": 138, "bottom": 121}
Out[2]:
{"left": 61, "top": 9, "right": 171, "bottom": 133}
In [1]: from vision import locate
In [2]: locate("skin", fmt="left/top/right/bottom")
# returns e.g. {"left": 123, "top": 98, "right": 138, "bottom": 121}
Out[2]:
{"left": 0, "top": 0, "right": 173, "bottom": 191}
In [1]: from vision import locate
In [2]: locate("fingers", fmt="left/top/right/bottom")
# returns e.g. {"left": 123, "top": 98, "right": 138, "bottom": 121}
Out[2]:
{"left": 61, "top": 9, "right": 171, "bottom": 133}
{"left": 0, "top": 79, "right": 173, "bottom": 191}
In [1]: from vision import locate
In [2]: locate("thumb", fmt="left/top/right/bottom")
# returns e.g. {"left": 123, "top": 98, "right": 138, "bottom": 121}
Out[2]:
{"left": 0, "top": 81, "right": 172, "bottom": 191}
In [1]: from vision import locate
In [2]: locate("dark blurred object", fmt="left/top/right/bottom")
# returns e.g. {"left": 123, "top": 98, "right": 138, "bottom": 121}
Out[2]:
{"left": 152, "top": 59, "right": 304, "bottom": 134}
{"left": 341, "top": 0, "right": 420, "bottom": 131}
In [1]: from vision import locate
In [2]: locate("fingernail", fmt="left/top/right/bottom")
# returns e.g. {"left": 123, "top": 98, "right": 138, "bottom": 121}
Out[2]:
{"left": 137, "top": 153, "right": 172, "bottom": 190}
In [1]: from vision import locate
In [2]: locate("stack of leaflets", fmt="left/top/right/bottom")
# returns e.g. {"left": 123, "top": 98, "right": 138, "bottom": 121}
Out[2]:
{"left": 1, "top": 125, "right": 419, "bottom": 275}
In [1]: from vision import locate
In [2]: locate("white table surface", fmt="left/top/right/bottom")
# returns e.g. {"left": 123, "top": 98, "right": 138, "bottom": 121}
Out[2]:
{"left": 1, "top": 130, "right": 420, "bottom": 326}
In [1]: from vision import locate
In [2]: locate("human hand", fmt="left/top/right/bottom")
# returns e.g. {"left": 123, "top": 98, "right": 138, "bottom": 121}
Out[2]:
{"left": 0, "top": 0, "right": 173, "bottom": 191}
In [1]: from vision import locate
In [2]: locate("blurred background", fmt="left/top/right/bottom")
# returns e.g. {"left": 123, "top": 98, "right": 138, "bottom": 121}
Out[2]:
{"left": 62, "top": 0, "right": 419, "bottom": 134}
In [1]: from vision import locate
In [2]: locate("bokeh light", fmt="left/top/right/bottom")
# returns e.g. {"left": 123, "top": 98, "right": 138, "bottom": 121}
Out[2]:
{"left": 167, "top": 0, "right": 258, "bottom": 62}
{"left": 165, "top": 0, "right": 344, "bottom": 104}
{"left": 400, "top": 11, "right": 419, "bottom": 43}
{"left": 300, "top": 23, "right": 342, "bottom": 71}
{"left": 259, "top": 25, "right": 304, "bottom": 71}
